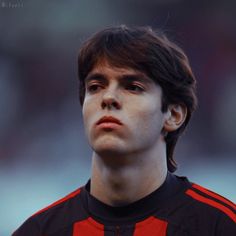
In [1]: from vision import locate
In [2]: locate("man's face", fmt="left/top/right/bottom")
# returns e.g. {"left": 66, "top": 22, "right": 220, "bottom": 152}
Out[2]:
{"left": 82, "top": 60, "right": 167, "bottom": 157}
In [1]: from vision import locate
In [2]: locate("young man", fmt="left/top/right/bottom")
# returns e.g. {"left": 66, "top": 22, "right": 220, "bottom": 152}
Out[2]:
{"left": 13, "top": 26, "right": 236, "bottom": 236}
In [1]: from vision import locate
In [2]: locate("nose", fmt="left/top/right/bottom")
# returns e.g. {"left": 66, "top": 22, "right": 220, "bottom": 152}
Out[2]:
{"left": 101, "top": 88, "right": 121, "bottom": 110}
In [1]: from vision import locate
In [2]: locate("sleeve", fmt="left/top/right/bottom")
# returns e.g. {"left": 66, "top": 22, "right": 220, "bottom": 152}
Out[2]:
{"left": 216, "top": 213, "right": 236, "bottom": 236}
{"left": 12, "top": 216, "right": 41, "bottom": 236}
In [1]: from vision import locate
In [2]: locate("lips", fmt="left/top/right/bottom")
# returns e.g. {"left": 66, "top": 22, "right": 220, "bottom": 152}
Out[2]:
{"left": 96, "top": 116, "right": 123, "bottom": 126}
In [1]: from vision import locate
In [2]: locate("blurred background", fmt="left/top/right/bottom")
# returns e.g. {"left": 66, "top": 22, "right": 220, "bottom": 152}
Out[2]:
{"left": 0, "top": 0, "right": 236, "bottom": 235}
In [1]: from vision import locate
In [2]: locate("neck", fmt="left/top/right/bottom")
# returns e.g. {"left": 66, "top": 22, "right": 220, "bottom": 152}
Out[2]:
{"left": 90, "top": 139, "right": 168, "bottom": 206}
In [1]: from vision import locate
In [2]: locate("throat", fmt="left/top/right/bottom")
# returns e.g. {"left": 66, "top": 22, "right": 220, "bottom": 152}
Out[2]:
{"left": 90, "top": 158, "right": 167, "bottom": 207}
{"left": 91, "top": 166, "right": 137, "bottom": 206}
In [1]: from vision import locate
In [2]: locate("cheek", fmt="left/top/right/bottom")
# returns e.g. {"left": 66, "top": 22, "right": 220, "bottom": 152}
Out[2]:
{"left": 82, "top": 99, "right": 94, "bottom": 133}
{"left": 128, "top": 103, "right": 164, "bottom": 136}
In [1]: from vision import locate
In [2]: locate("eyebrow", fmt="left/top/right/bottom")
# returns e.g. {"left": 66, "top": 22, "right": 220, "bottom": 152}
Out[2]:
{"left": 85, "top": 73, "right": 107, "bottom": 83}
{"left": 85, "top": 72, "right": 153, "bottom": 84}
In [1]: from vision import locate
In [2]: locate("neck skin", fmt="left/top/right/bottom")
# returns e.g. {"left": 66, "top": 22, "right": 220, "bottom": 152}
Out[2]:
{"left": 90, "top": 136, "right": 168, "bottom": 207}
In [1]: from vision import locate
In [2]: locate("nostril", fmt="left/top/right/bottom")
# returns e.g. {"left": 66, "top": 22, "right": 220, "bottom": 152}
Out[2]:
{"left": 101, "top": 99, "right": 121, "bottom": 110}
{"left": 112, "top": 101, "right": 121, "bottom": 109}
{"left": 101, "top": 101, "right": 106, "bottom": 109}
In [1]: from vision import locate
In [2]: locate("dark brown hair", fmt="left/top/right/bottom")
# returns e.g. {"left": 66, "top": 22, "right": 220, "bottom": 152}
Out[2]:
{"left": 78, "top": 25, "right": 197, "bottom": 172}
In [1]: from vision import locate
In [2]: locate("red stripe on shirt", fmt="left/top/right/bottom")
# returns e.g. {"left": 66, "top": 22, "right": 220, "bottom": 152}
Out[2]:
{"left": 192, "top": 184, "right": 236, "bottom": 210}
{"left": 73, "top": 217, "right": 104, "bottom": 236}
{"left": 134, "top": 216, "right": 167, "bottom": 236}
{"left": 32, "top": 188, "right": 81, "bottom": 216}
{"left": 186, "top": 189, "right": 236, "bottom": 223}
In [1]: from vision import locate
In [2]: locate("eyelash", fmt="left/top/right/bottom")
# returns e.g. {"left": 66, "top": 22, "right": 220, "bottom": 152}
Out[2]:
{"left": 86, "top": 82, "right": 145, "bottom": 94}
{"left": 86, "top": 83, "right": 103, "bottom": 93}
{"left": 125, "top": 84, "right": 145, "bottom": 92}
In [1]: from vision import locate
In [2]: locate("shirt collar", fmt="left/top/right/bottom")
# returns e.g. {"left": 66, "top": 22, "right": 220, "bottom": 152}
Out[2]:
{"left": 80, "top": 172, "right": 190, "bottom": 225}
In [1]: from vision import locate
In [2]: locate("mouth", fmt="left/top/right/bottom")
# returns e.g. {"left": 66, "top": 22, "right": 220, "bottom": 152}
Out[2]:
{"left": 96, "top": 116, "right": 123, "bottom": 126}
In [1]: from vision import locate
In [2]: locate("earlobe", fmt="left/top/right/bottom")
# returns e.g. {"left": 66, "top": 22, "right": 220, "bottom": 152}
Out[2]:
{"left": 163, "top": 104, "right": 187, "bottom": 132}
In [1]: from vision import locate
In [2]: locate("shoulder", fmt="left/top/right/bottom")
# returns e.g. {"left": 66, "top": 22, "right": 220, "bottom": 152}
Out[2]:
{"left": 171, "top": 179, "right": 236, "bottom": 235}
{"left": 164, "top": 175, "right": 236, "bottom": 235}
{"left": 185, "top": 182, "right": 236, "bottom": 223}
{"left": 12, "top": 186, "right": 87, "bottom": 236}
{"left": 32, "top": 187, "right": 83, "bottom": 217}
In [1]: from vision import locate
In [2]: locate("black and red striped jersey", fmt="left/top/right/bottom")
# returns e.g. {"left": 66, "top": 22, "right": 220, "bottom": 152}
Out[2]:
{"left": 13, "top": 173, "right": 236, "bottom": 236}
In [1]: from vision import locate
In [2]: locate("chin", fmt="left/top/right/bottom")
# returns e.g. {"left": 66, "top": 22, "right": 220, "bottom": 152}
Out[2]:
{"left": 92, "top": 140, "right": 126, "bottom": 157}
{"left": 94, "top": 144, "right": 125, "bottom": 155}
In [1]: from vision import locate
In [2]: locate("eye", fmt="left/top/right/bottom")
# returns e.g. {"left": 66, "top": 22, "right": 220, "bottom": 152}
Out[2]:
{"left": 86, "top": 83, "right": 103, "bottom": 93}
{"left": 125, "top": 84, "right": 145, "bottom": 92}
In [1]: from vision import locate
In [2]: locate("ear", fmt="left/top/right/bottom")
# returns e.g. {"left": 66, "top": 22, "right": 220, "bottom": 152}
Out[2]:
{"left": 163, "top": 104, "right": 187, "bottom": 132}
